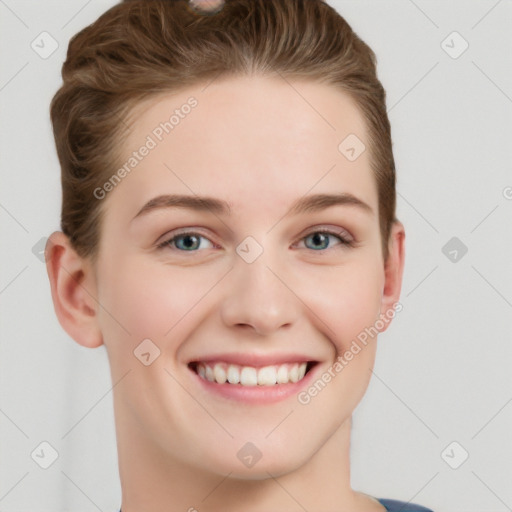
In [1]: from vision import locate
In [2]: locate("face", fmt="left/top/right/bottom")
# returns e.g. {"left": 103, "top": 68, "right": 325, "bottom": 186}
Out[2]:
{"left": 88, "top": 75, "right": 400, "bottom": 478}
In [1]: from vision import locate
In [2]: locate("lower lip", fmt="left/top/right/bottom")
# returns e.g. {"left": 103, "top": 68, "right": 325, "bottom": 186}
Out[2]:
{"left": 189, "top": 364, "right": 319, "bottom": 404}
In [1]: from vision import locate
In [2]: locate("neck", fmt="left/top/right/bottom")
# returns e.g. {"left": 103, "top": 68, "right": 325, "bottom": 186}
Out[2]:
{"left": 116, "top": 411, "right": 361, "bottom": 512}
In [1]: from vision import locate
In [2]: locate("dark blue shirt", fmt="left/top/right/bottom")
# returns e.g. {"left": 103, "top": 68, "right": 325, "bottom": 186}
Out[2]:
{"left": 119, "top": 498, "right": 434, "bottom": 511}
{"left": 377, "top": 498, "right": 434, "bottom": 511}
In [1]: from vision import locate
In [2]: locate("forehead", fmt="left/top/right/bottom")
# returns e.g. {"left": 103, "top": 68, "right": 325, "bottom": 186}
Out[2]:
{"left": 111, "top": 75, "right": 377, "bottom": 220}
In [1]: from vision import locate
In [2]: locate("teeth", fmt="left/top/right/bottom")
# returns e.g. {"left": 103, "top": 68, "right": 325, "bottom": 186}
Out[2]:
{"left": 227, "top": 364, "right": 240, "bottom": 384}
{"left": 213, "top": 364, "right": 227, "bottom": 384}
{"left": 289, "top": 364, "right": 299, "bottom": 383}
{"left": 205, "top": 365, "right": 214, "bottom": 382}
{"left": 240, "top": 367, "right": 258, "bottom": 386}
{"left": 195, "top": 362, "right": 309, "bottom": 386}
{"left": 276, "top": 364, "right": 289, "bottom": 384}
{"left": 258, "top": 366, "right": 277, "bottom": 386}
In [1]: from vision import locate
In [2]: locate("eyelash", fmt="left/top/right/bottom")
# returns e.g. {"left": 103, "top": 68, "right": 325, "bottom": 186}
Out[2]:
{"left": 156, "top": 228, "right": 355, "bottom": 252}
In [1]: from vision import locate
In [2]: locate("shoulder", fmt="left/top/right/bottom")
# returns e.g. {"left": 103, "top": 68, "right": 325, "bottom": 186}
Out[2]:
{"left": 377, "top": 498, "right": 434, "bottom": 512}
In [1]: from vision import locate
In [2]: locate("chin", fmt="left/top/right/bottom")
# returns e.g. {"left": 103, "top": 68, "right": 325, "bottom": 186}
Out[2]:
{"left": 197, "top": 441, "right": 309, "bottom": 480}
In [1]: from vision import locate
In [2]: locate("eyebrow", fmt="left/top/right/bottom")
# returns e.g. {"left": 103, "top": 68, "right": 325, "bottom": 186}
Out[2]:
{"left": 132, "top": 192, "right": 373, "bottom": 221}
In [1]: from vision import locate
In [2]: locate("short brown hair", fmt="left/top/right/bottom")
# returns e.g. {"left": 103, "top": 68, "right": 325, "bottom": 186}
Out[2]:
{"left": 50, "top": 0, "right": 397, "bottom": 263}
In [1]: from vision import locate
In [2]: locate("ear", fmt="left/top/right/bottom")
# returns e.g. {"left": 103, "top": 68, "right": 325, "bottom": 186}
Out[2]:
{"left": 45, "top": 231, "right": 103, "bottom": 348}
{"left": 378, "top": 220, "right": 406, "bottom": 332}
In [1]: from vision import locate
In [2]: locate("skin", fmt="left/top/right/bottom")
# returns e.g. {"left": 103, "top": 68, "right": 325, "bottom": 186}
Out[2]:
{"left": 46, "top": 75, "right": 405, "bottom": 512}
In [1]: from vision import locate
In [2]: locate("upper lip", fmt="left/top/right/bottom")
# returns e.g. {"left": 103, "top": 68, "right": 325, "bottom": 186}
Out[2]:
{"left": 188, "top": 352, "right": 317, "bottom": 368}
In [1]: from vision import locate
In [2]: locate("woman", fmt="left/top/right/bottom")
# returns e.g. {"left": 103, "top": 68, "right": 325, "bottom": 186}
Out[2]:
{"left": 46, "top": 0, "right": 432, "bottom": 510}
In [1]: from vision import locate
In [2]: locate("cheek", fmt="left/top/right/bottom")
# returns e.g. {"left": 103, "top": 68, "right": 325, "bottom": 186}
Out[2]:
{"left": 310, "top": 262, "right": 384, "bottom": 411}
{"left": 305, "top": 258, "right": 384, "bottom": 353}
{"left": 96, "top": 254, "right": 219, "bottom": 352}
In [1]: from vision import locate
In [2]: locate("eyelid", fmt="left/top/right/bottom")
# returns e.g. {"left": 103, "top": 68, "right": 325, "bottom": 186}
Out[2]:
{"left": 300, "top": 225, "right": 354, "bottom": 241}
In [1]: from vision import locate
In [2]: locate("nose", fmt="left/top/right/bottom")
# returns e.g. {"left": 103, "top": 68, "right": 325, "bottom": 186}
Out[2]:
{"left": 219, "top": 251, "right": 300, "bottom": 336}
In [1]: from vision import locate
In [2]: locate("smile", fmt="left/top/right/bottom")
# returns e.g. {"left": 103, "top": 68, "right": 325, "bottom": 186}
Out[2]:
{"left": 192, "top": 361, "right": 312, "bottom": 386}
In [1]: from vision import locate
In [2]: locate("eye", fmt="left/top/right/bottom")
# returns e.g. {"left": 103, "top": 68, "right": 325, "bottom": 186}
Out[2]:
{"left": 297, "top": 229, "right": 354, "bottom": 251}
{"left": 156, "top": 228, "right": 354, "bottom": 253}
{"left": 157, "top": 231, "right": 216, "bottom": 252}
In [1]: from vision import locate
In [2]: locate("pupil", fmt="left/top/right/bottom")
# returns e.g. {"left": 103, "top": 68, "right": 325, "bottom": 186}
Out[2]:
{"left": 311, "top": 233, "right": 327, "bottom": 249}
{"left": 181, "top": 235, "right": 197, "bottom": 249}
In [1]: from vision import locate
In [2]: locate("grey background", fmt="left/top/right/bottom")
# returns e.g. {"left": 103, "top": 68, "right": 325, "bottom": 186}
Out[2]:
{"left": 1, "top": 1, "right": 511, "bottom": 511}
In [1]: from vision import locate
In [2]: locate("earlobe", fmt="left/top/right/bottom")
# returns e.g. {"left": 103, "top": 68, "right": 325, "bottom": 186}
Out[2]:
{"left": 45, "top": 231, "right": 104, "bottom": 348}
{"left": 379, "top": 221, "right": 406, "bottom": 331}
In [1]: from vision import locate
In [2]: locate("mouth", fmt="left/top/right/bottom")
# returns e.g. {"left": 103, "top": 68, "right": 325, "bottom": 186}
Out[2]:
{"left": 189, "top": 360, "right": 317, "bottom": 387}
